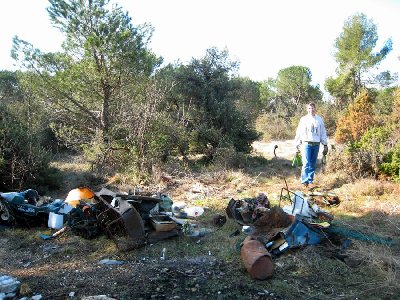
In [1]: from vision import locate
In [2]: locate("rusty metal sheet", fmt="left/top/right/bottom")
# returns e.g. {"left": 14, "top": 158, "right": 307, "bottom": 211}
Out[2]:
{"left": 95, "top": 196, "right": 146, "bottom": 251}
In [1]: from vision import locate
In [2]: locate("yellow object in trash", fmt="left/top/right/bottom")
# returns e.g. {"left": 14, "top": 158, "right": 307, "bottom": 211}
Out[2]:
{"left": 292, "top": 151, "right": 302, "bottom": 167}
{"left": 65, "top": 187, "right": 95, "bottom": 207}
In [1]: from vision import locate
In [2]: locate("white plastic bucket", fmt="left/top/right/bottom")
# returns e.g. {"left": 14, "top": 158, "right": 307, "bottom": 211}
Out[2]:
{"left": 48, "top": 212, "right": 64, "bottom": 229}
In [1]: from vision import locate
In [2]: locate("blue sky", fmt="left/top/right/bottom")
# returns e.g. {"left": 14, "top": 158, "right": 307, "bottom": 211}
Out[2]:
{"left": 1, "top": 0, "right": 399, "bottom": 98}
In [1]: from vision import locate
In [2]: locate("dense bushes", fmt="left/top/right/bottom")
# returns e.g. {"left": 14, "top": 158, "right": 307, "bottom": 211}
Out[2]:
{"left": 161, "top": 48, "right": 260, "bottom": 162}
{"left": 0, "top": 71, "right": 60, "bottom": 191}
{"left": 334, "top": 89, "right": 376, "bottom": 144}
{"left": 256, "top": 113, "right": 295, "bottom": 141}
{"left": 329, "top": 88, "right": 400, "bottom": 181}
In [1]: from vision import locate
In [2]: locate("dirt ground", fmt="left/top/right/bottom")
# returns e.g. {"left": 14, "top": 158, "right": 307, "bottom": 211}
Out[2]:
{"left": 1, "top": 140, "right": 398, "bottom": 300}
{"left": 0, "top": 231, "right": 282, "bottom": 300}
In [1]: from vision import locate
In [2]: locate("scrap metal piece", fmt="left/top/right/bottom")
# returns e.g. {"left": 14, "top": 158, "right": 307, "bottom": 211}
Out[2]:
{"left": 105, "top": 192, "right": 162, "bottom": 220}
{"left": 241, "top": 236, "right": 273, "bottom": 280}
{"left": 284, "top": 216, "right": 327, "bottom": 248}
{"left": 306, "top": 191, "right": 340, "bottom": 206}
{"left": 226, "top": 196, "right": 271, "bottom": 225}
{"left": 252, "top": 206, "right": 294, "bottom": 244}
{"left": 95, "top": 196, "right": 146, "bottom": 251}
{"left": 68, "top": 205, "right": 100, "bottom": 239}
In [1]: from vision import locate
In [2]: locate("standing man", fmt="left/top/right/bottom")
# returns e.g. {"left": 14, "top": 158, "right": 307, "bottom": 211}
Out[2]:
{"left": 294, "top": 102, "right": 328, "bottom": 188}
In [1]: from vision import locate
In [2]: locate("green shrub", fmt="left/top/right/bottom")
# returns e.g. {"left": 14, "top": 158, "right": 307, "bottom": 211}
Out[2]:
{"left": 380, "top": 143, "right": 400, "bottom": 180}
{"left": 357, "top": 126, "right": 392, "bottom": 152}
{"left": 0, "top": 100, "right": 59, "bottom": 190}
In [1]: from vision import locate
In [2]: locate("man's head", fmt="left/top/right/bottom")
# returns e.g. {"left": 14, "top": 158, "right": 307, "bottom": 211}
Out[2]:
{"left": 307, "top": 102, "right": 316, "bottom": 116}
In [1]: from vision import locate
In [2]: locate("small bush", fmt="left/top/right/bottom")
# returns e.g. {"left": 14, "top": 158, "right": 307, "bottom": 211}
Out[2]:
{"left": 327, "top": 144, "right": 375, "bottom": 179}
{"left": 334, "top": 89, "right": 375, "bottom": 144}
{"left": 211, "top": 147, "right": 247, "bottom": 170}
{"left": 380, "top": 143, "right": 400, "bottom": 180}
{"left": 256, "top": 113, "right": 295, "bottom": 141}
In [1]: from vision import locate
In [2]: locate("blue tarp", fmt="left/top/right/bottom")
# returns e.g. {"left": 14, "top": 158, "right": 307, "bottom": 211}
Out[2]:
{"left": 284, "top": 217, "right": 327, "bottom": 248}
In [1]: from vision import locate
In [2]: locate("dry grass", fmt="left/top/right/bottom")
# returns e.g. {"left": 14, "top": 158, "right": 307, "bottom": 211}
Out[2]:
{"left": 158, "top": 157, "right": 400, "bottom": 299}
{"left": 255, "top": 113, "right": 295, "bottom": 142}
{"left": 49, "top": 154, "right": 100, "bottom": 198}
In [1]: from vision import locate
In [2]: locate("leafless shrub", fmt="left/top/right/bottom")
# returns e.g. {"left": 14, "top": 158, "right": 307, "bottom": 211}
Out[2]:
{"left": 256, "top": 113, "right": 295, "bottom": 142}
{"left": 327, "top": 145, "right": 376, "bottom": 179}
{"left": 211, "top": 147, "right": 247, "bottom": 170}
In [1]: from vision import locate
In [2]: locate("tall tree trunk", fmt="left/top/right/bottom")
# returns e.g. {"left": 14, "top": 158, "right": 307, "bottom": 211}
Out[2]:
{"left": 101, "top": 81, "right": 111, "bottom": 141}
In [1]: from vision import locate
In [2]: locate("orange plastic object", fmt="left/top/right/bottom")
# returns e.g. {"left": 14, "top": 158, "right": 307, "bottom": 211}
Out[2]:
{"left": 65, "top": 187, "right": 95, "bottom": 207}
{"left": 241, "top": 236, "right": 273, "bottom": 280}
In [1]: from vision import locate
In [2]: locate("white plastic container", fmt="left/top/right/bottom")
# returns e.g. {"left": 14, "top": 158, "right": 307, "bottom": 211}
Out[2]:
{"left": 48, "top": 212, "right": 64, "bottom": 229}
{"left": 182, "top": 206, "right": 204, "bottom": 218}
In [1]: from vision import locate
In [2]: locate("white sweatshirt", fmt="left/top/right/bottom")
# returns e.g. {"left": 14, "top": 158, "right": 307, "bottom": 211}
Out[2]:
{"left": 294, "top": 114, "right": 327, "bottom": 147}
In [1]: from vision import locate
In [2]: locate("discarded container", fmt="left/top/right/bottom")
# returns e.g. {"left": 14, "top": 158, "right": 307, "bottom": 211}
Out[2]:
{"left": 151, "top": 215, "right": 177, "bottom": 232}
{"left": 183, "top": 206, "right": 204, "bottom": 218}
{"left": 241, "top": 236, "right": 273, "bottom": 280}
{"left": 65, "top": 187, "right": 95, "bottom": 207}
{"left": 48, "top": 212, "right": 64, "bottom": 229}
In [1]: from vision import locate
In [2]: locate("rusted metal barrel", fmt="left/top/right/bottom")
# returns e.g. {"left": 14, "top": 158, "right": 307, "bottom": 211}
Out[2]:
{"left": 241, "top": 236, "right": 273, "bottom": 280}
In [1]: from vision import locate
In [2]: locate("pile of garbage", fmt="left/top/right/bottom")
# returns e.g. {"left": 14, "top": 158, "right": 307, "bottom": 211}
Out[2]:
{"left": 0, "top": 186, "right": 207, "bottom": 251}
{"left": 226, "top": 188, "right": 340, "bottom": 280}
{"left": 0, "top": 189, "right": 64, "bottom": 227}
{"left": 4, "top": 182, "right": 394, "bottom": 285}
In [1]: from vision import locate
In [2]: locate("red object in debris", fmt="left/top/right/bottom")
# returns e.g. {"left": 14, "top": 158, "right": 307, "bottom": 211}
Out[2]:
{"left": 82, "top": 205, "right": 91, "bottom": 216}
{"left": 241, "top": 236, "right": 273, "bottom": 280}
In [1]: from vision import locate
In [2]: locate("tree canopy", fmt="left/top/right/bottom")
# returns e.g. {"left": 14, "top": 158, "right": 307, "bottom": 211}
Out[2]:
{"left": 325, "top": 13, "right": 394, "bottom": 108}
{"left": 10, "top": 0, "right": 169, "bottom": 174}
{"left": 12, "top": 0, "right": 162, "bottom": 143}
{"left": 162, "top": 48, "right": 260, "bottom": 158}
{"left": 259, "top": 66, "right": 322, "bottom": 120}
